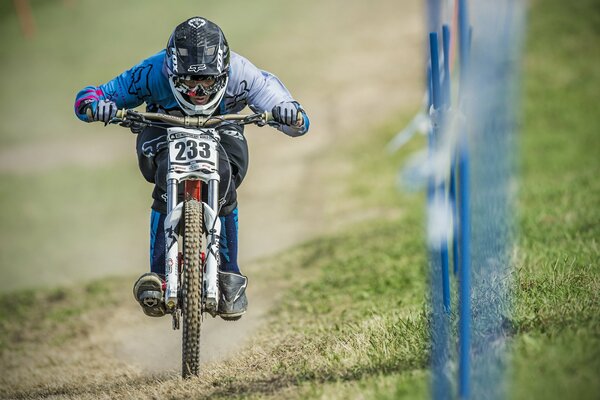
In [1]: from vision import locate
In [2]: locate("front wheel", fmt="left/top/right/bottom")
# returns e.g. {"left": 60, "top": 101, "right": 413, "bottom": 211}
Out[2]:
{"left": 181, "top": 198, "right": 203, "bottom": 378}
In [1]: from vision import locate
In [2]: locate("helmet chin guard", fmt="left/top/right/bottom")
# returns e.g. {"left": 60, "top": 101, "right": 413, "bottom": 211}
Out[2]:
{"left": 165, "top": 17, "right": 231, "bottom": 116}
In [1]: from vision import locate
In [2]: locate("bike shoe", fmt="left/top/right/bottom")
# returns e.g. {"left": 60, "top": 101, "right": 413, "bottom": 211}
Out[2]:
{"left": 133, "top": 272, "right": 166, "bottom": 317}
{"left": 218, "top": 271, "right": 248, "bottom": 321}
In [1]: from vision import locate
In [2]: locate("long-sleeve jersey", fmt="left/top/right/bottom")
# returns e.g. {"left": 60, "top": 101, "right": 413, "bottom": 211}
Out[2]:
{"left": 74, "top": 50, "right": 309, "bottom": 137}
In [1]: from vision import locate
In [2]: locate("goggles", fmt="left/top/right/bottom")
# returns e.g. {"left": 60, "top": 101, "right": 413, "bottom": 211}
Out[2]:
{"left": 173, "top": 74, "right": 226, "bottom": 96}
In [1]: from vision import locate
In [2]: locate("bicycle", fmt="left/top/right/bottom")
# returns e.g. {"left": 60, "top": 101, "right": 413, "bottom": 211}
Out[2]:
{"left": 111, "top": 109, "right": 273, "bottom": 378}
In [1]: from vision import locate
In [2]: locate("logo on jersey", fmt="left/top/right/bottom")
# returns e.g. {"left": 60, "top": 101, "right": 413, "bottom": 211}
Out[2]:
{"left": 188, "top": 18, "right": 206, "bottom": 29}
{"left": 128, "top": 64, "right": 153, "bottom": 101}
{"left": 220, "top": 128, "right": 245, "bottom": 142}
{"left": 188, "top": 64, "right": 207, "bottom": 73}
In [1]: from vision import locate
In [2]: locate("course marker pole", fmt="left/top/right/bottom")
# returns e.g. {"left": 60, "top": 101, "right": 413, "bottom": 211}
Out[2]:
{"left": 457, "top": 0, "right": 471, "bottom": 397}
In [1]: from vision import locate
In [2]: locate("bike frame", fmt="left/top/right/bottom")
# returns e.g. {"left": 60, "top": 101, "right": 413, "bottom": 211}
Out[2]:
{"left": 163, "top": 127, "right": 223, "bottom": 321}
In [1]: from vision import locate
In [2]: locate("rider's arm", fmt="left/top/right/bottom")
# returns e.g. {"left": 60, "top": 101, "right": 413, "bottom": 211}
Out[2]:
{"left": 234, "top": 53, "right": 310, "bottom": 137}
{"left": 74, "top": 51, "right": 166, "bottom": 122}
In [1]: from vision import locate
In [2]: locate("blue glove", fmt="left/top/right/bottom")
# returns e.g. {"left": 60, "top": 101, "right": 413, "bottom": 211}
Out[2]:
{"left": 271, "top": 101, "right": 303, "bottom": 127}
{"left": 94, "top": 99, "right": 118, "bottom": 125}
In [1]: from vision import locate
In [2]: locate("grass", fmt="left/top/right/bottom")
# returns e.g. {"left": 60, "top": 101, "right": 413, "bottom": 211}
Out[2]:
{"left": 0, "top": 277, "right": 126, "bottom": 352}
{"left": 508, "top": 0, "right": 600, "bottom": 397}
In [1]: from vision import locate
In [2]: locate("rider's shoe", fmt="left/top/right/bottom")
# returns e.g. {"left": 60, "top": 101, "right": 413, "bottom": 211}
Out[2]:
{"left": 133, "top": 272, "right": 166, "bottom": 317}
{"left": 218, "top": 271, "right": 248, "bottom": 321}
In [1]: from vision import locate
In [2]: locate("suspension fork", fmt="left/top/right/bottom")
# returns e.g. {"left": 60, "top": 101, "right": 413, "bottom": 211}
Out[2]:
{"left": 204, "top": 179, "right": 220, "bottom": 315}
{"left": 164, "top": 175, "right": 181, "bottom": 311}
{"left": 164, "top": 177, "right": 203, "bottom": 308}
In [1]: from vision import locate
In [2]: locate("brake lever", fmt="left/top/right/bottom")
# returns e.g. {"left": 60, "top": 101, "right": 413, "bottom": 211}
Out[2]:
{"left": 244, "top": 112, "right": 271, "bottom": 127}
{"left": 126, "top": 110, "right": 147, "bottom": 123}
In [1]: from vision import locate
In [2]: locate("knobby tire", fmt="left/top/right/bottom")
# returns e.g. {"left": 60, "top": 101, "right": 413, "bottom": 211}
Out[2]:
{"left": 182, "top": 198, "right": 203, "bottom": 378}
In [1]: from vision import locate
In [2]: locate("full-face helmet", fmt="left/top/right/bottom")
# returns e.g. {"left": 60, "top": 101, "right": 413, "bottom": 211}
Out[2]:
{"left": 165, "top": 17, "right": 230, "bottom": 116}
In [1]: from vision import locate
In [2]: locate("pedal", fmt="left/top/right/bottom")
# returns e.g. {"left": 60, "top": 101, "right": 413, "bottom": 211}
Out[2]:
{"left": 204, "top": 297, "right": 219, "bottom": 317}
{"left": 141, "top": 291, "right": 161, "bottom": 307}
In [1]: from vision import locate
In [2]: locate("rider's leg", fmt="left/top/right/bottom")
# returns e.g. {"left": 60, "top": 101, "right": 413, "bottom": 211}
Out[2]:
{"left": 219, "top": 208, "right": 240, "bottom": 274}
{"left": 217, "top": 207, "right": 248, "bottom": 319}
{"left": 150, "top": 209, "right": 167, "bottom": 276}
{"left": 132, "top": 127, "right": 168, "bottom": 317}
{"left": 216, "top": 125, "right": 249, "bottom": 319}
{"left": 132, "top": 209, "right": 167, "bottom": 317}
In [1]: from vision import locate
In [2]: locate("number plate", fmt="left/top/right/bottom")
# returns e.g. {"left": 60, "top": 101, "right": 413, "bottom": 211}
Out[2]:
{"left": 168, "top": 131, "right": 217, "bottom": 173}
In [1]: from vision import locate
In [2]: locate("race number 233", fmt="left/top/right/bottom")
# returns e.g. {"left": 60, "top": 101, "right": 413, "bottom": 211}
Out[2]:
{"left": 174, "top": 140, "right": 211, "bottom": 161}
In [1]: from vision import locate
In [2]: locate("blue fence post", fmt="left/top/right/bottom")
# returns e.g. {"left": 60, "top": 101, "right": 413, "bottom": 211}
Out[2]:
{"left": 429, "top": 33, "right": 442, "bottom": 110}
{"left": 442, "top": 25, "right": 451, "bottom": 107}
{"left": 458, "top": 0, "right": 472, "bottom": 398}
{"left": 458, "top": 132, "right": 471, "bottom": 400}
{"left": 450, "top": 162, "right": 459, "bottom": 277}
{"left": 429, "top": 30, "right": 453, "bottom": 400}
{"left": 440, "top": 25, "right": 452, "bottom": 314}
{"left": 429, "top": 32, "right": 451, "bottom": 315}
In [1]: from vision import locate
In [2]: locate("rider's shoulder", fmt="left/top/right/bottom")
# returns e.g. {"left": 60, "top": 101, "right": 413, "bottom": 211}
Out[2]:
{"left": 122, "top": 50, "right": 167, "bottom": 82}
{"left": 229, "top": 51, "right": 261, "bottom": 79}
{"left": 136, "top": 49, "right": 167, "bottom": 72}
{"left": 121, "top": 49, "right": 172, "bottom": 105}
{"left": 228, "top": 52, "right": 267, "bottom": 92}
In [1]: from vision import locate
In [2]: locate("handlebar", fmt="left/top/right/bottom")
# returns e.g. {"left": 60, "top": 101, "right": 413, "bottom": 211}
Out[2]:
{"left": 113, "top": 109, "right": 274, "bottom": 128}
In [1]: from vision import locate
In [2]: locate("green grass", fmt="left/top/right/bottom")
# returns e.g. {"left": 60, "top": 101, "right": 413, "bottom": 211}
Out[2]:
{"left": 0, "top": 277, "right": 126, "bottom": 352}
{"left": 509, "top": 0, "right": 600, "bottom": 398}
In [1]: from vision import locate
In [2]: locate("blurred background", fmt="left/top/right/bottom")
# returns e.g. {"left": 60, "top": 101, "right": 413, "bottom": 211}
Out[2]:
{"left": 0, "top": 0, "right": 424, "bottom": 292}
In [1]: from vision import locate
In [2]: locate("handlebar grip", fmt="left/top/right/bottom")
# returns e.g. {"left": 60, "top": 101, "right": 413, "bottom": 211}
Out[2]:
{"left": 263, "top": 111, "right": 303, "bottom": 126}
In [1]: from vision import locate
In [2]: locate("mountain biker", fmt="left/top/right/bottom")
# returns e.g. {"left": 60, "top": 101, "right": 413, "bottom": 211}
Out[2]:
{"left": 73, "top": 17, "right": 309, "bottom": 320}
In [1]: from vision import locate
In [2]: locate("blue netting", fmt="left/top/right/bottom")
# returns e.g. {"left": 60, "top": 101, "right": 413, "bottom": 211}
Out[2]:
{"left": 396, "top": 0, "right": 525, "bottom": 398}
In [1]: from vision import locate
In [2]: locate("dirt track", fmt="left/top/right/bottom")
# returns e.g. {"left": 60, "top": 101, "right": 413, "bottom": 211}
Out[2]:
{"left": 1, "top": 1, "right": 424, "bottom": 397}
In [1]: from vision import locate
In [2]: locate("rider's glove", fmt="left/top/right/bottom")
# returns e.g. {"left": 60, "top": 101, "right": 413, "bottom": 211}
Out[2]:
{"left": 271, "top": 101, "right": 303, "bottom": 127}
{"left": 95, "top": 99, "right": 118, "bottom": 125}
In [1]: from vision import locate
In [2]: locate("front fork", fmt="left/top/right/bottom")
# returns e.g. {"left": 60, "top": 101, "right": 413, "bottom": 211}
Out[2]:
{"left": 164, "top": 177, "right": 221, "bottom": 321}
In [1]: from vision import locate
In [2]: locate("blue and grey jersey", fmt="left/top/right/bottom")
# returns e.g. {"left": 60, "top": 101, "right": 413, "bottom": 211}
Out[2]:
{"left": 74, "top": 50, "right": 309, "bottom": 137}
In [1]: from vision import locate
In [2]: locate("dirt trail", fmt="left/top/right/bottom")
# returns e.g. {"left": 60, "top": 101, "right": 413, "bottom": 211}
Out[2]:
{"left": 1, "top": 1, "right": 424, "bottom": 397}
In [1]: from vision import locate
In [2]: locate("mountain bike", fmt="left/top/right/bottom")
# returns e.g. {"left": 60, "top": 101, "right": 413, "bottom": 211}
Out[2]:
{"left": 111, "top": 109, "right": 272, "bottom": 378}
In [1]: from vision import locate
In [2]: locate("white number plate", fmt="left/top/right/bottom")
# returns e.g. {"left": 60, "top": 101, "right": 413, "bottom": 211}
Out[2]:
{"left": 168, "top": 131, "right": 217, "bottom": 173}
